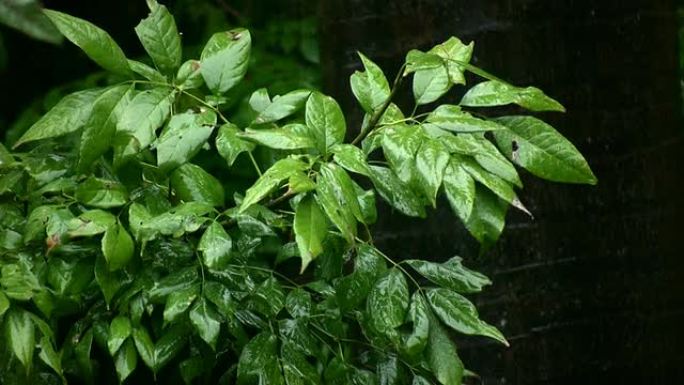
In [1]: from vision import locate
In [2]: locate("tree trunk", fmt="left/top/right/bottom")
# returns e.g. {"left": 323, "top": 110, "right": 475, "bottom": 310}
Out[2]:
{"left": 320, "top": 1, "right": 684, "bottom": 384}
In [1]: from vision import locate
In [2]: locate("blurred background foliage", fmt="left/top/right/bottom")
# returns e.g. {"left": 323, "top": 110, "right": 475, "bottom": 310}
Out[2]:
{"left": 0, "top": 0, "right": 321, "bottom": 146}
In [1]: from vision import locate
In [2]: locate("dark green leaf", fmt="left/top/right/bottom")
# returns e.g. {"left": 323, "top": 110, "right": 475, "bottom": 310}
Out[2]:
{"left": 461, "top": 80, "right": 565, "bottom": 112}
{"left": 285, "top": 289, "right": 311, "bottom": 319}
{"left": 464, "top": 186, "right": 508, "bottom": 248}
{"left": 1, "top": 259, "right": 41, "bottom": 300}
{"left": 107, "top": 316, "right": 132, "bottom": 356}
{"left": 157, "top": 111, "right": 217, "bottom": 171}
{"left": 294, "top": 195, "right": 327, "bottom": 273}
{"left": 78, "top": 84, "right": 133, "bottom": 171}
{"left": 189, "top": 298, "right": 222, "bottom": 349}
{"left": 0, "top": 1, "right": 62, "bottom": 44}
{"left": 101, "top": 222, "right": 134, "bottom": 271}
{"left": 216, "top": 123, "right": 256, "bottom": 166}
{"left": 44, "top": 9, "right": 130, "bottom": 75}
{"left": 135, "top": 1, "right": 182, "bottom": 75}
{"left": 163, "top": 284, "right": 199, "bottom": 325}
{"left": 114, "top": 339, "right": 137, "bottom": 383}
{"left": 5, "top": 308, "right": 35, "bottom": 371}
{"left": 237, "top": 332, "right": 284, "bottom": 385}
{"left": 199, "top": 221, "right": 233, "bottom": 269}
{"left": 368, "top": 268, "right": 409, "bottom": 339}
{"left": 305, "top": 91, "right": 346, "bottom": 154}
{"left": 426, "top": 319, "right": 464, "bottom": 385}
{"left": 170, "top": 163, "right": 225, "bottom": 207}
{"left": 132, "top": 327, "right": 155, "bottom": 370}
{"left": 254, "top": 90, "right": 311, "bottom": 124}
{"left": 200, "top": 28, "right": 251, "bottom": 94}
{"left": 116, "top": 87, "right": 174, "bottom": 155}
{"left": 426, "top": 288, "right": 507, "bottom": 345}
{"left": 153, "top": 324, "right": 188, "bottom": 371}
{"left": 249, "top": 277, "right": 285, "bottom": 318}
{"left": 14, "top": 89, "right": 103, "bottom": 148}
{"left": 38, "top": 336, "right": 63, "bottom": 379}
{"left": 493, "top": 116, "right": 597, "bottom": 184}
{"left": 281, "top": 343, "right": 319, "bottom": 385}
{"left": 204, "top": 281, "right": 234, "bottom": 318}
{"left": 350, "top": 52, "right": 390, "bottom": 113}
{"left": 403, "top": 293, "right": 430, "bottom": 358}
{"left": 406, "top": 257, "right": 491, "bottom": 293}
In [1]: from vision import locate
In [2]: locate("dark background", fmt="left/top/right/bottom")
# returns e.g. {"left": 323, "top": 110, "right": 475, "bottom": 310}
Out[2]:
{"left": 2, "top": 1, "right": 684, "bottom": 384}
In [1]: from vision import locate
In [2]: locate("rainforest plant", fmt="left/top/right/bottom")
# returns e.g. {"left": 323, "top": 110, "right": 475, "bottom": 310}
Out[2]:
{"left": 0, "top": 2, "right": 597, "bottom": 385}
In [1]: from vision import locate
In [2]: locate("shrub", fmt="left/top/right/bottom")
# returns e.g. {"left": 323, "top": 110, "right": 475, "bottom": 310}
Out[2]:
{"left": 0, "top": 1, "right": 596, "bottom": 384}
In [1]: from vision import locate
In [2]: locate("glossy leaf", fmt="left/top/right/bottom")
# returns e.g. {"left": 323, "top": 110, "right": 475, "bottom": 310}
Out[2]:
{"left": 368, "top": 269, "right": 409, "bottom": 338}
{"left": 199, "top": 221, "right": 232, "bottom": 269}
{"left": 135, "top": 1, "right": 182, "bottom": 75}
{"left": 403, "top": 293, "right": 430, "bottom": 357}
{"left": 493, "top": 116, "right": 597, "bottom": 184}
{"left": 78, "top": 84, "right": 133, "bottom": 171}
{"left": 237, "top": 332, "right": 284, "bottom": 385}
{"left": 102, "top": 222, "right": 134, "bottom": 271}
{"left": 157, "top": 111, "right": 217, "bottom": 171}
{"left": 285, "top": 289, "right": 312, "bottom": 319}
{"left": 170, "top": 163, "right": 225, "bottom": 207}
{"left": 114, "top": 339, "right": 137, "bottom": 383}
{"left": 426, "top": 288, "right": 508, "bottom": 345}
{"left": 38, "top": 336, "right": 63, "bottom": 379}
{"left": 465, "top": 186, "right": 509, "bottom": 248}
{"left": 413, "top": 65, "right": 450, "bottom": 105}
{"left": 67, "top": 209, "right": 117, "bottom": 238}
{"left": 461, "top": 80, "right": 565, "bottom": 112}
{"left": 254, "top": 90, "right": 311, "bottom": 124}
{"left": 331, "top": 143, "right": 371, "bottom": 176}
{"left": 404, "top": 50, "right": 443, "bottom": 75}
{"left": 240, "top": 157, "right": 308, "bottom": 212}
{"left": 281, "top": 343, "right": 319, "bottom": 385}
{"left": 426, "top": 319, "right": 464, "bottom": 385}
{"left": 406, "top": 257, "right": 491, "bottom": 293}
{"left": 415, "top": 138, "right": 450, "bottom": 205}
{"left": 107, "top": 316, "right": 132, "bottom": 356}
{"left": 428, "top": 37, "right": 473, "bottom": 85}
{"left": 459, "top": 156, "right": 516, "bottom": 204}
{"left": 381, "top": 124, "right": 421, "bottom": 185}
{"left": 189, "top": 298, "right": 222, "bottom": 349}
{"left": 200, "top": 28, "right": 251, "bottom": 94}
{"left": 426, "top": 105, "right": 506, "bottom": 132}
{"left": 216, "top": 123, "right": 255, "bottom": 166}
{"left": 117, "top": 87, "right": 174, "bottom": 154}
{"left": 14, "top": 89, "right": 102, "bottom": 148}
{"left": 240, "top": 125, "right": 315, "bottom": 150}
{"left": 5, "top": 308, "right": 35, "bottom": 371}
{"left": 128, "top": 58, "right": 166, "bottom": 82}
{"left": 294, "top": 195, "right": 327, "bottom": 273}
{"left": 315, "top": 164, "right": 358, "bottom": 242}
{"left": 75, "top": 177, "right": 128, "bottom": 208}
{"left": 305, "top": 91, "right": 346, "bottom": 153}
{"left": 443, "top": 158, "right": 476, "bottom": 222}
{"left": 44, "top": 9, "right": 130, "bottom": 75}
{"left": 163, "top": 285, "right": 199, "bottom": 325}
{"left": 350, "top": 52, "right": 390, "bottom": 113}
{"left": 176, "top": 60, "right": 203, "bottom": 90}
{"left": 369, "top": 166, "right": 425, "bottom": 218}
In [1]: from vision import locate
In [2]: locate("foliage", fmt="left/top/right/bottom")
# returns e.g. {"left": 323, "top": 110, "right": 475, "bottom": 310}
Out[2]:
{"left": 0, "top": 2, "right": 596, "bottom": 385}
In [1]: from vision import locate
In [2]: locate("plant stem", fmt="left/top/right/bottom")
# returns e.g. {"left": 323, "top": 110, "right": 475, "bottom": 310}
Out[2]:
{"left": 351, "top": 63, "right": 407, "bottom": 145}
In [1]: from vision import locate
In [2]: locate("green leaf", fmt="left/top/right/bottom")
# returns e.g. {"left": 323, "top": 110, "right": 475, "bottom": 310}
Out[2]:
{"left": 75, "top": 328, "right": 94, "bottom": 382}
{"left": 249, "top": 277, "right": 286, "bottom": 318}
{"left": 157, "top": 110, "right": 217, "bottom": 171}
{"left": 458, "top": 156, "right": 516, "bottom": 204}
{"left": 461, "top": 80, "right": 565, "bottom": 112}
{"left": 254, "top": 90, "right": 311, "bottom": 124}
{"left": 331, "top": 143, "right": 371, "bottom": 176}
{"left": 135, "top": 1, "right": 182, "bottom": 75}
{"left": 413, "top": 65, "right": 450, "bottom": 105}
{"left": 163, "top": 285, "right": 199, "bottom": 325}
{"left": 240, "top": 124, "right": 315, "bottom": 150}
{"left": 176, "top": 60, "right": 203, "bottom": 90}
{"left": 465, "top": 186, "right": 508, "bottom": 248}
{"left": 76, "top": 177, "right": 128, "bottom": 208}
{"left": 294, "top": 195, "right": 327, "bottom": 273}
{"left": 240, "top": 157, "right": 308, "bottom": 212}
{"left": 189, "top": 298, "right": 222, "bottom": 349}
{"left": 107, "top": 316, "right": 132, "bottom": 356}
{"left": 132, "top": 327, "right": 155, "bottom": 371}
{"left": 350, "top": 52, "right": 390, "bottom": 113}
{"left": 78, "top": 84, "right": 133, "bottom": 171}
{"left": 170, "top": 163, "right": 225, "bottom": 207}
{"left": 14, "top": 89, "right": 103, "bottom": 148}
{"left": 415, "top": 138, "right": 450, "bottom": 205}
{"left": 493, "top": 116, "right": 597, "bottom": 184}
{"left": 305, "top": 91, "right": 346, "bottom": 154}
{"left": 200, "top": 28, "right": 251, "bottom": 94}
{"left": 406, "top": 257, "right": 491, "bottom": 293}
{"left": 315, "top": 164, "right": 358, "bottom": 242}
{"left": 285, "top": 289, "right": 311, "bottom": 319}
{"left": 368, "top": 268, "right": 409, "bottom": 338}
{"left": 0, "top": 292, "right": 9, "bottom": 317}
{"left": 0, "top": 1, "right": 62, "bottom": 44}
{"left": 153, "top": 324, "right": 188, "bottom": 371}
{"left": 94, "top": 255, "right": 127, "bottom": 305}
{"left": 128, "top": 58, "right": 167, "bottom": 82}
{"left": 138, "top": 202, "right": 212, "bottom": 240}
{"left": 38, "top": 336, "right": 63, "bottom": 379}
{"left": 443, "top": 158, "right": 476, "bottom": 223}
{"left": 428, "top": 37, "right": 473, "bottom": 85}
{"left": 101, "top": 222, "right": 134, "bottom": 271}
{"left": 5, "top": 308, "right": 35, "bottom": 372}
{"left": 67, "top": 209, "right": 117, "bottom": 238}
{"left": 426, "top": 318, "right": 464, "bottom": 385}
{"left": 403, "top": 293, "right": 430, "bottom": 358}
{"left": 114, "top": 339, "right": 137, "bottom": 383}
{"left": 426, "top": 105, "right": 506, "bottom": 132}
{"left": 116, "top": 87, "right": 174, "bottom": 155}
{"left": 216, "top": 123, "right": 256, "bottom": 166}
{"left": 281, "top": 343, "right": 319, "bottom": 385}
{"left": 427, "top": 288, "right": 507, "bottom": 345}
{"left": 44, "top": 9, "right": 130, "bottom": 75}
{"left": 199, "top": 221, "right": 232, "bottom": 269}
{"left": 381, "top": 124, "right": 421, "bottom": 186}
{"left": 288, "top": 172, "right": 316, "bottom": 194}
{"left": 335, "top": 244, "right": 386, "bottom": 310}
{"left": 404, "top": 50, "right": 443, "bottom": 75}
{"left": 204, "top": 281, "right": 235, "bottom": 319}
{"left": 369, "top": 166, "right": 425, "bottom": 218}
{"left": 237, "top": 332, "right": 284, "bottom": 385}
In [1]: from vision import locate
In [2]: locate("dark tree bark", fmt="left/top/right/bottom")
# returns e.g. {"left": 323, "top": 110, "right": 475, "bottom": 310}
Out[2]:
{"left": 320, "top": 1, "right": 684, "bottom": 384}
